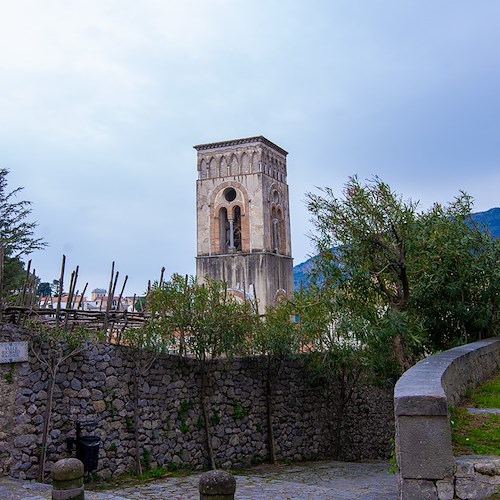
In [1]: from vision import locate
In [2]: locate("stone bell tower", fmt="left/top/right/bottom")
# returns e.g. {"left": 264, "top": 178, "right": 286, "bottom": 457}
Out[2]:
{"left": 194, "top": 136, "right": 293, "bottom": 314}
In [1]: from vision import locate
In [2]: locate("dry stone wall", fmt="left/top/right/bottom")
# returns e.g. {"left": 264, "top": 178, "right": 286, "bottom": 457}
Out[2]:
{"left": 0, "top": 325, "right": 394, "bottom": 480}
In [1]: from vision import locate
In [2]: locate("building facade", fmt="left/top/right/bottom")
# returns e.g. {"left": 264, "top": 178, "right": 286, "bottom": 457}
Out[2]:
{"left": 194, "top": 136, "right": 293, "bottom": 314}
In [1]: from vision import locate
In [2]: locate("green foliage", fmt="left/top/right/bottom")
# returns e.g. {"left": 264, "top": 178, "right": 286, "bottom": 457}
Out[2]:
{"left": 145, "top": 466, "right": 166, "bottom": 478}
{"left": 0, "top": 168, "right": 46, "bottom": 258}
{"left": 196, "top": 416, "right": 204, "bottom": 429}
{"left": 140, "top": 448, "right": 151, "bottom": 471}
{"left": 37, "top": 282, "right": 52, "bottom": 297}
{"left": 177, "top": 400, "right": 191, "bottom": 433}
{"left": 0, "top": 168, "right": 46, "bottom": 300}
{"left": 125, "top": 415, "right": 134, "bottom": 432}
{"left": 388, "top": 439, "right": 398, "bottom": 474}
{"left": 105, "top": 389, "right": 116, "bottom": 417}
{"left": 411, "top": 195, "right": 500, "bottom": 350}
{"left": 166, "top": 461, "right": 178, "bottom": 472}
{"left": 209, "top": 411, "right": 220, "bottom": 425}
{"left": 451, "top": 408, "right": 500, "bottom": 456}
{"left": 121, "top": 326, "right": 167, "bottom": 354}
{"left": 4, "top": 364, "right": 14, "bottom": 383}
{"left": 31, "top": 323, "right": 96, "bottom": 352}
{"left": 469, "top": 375, "right": 500, "bottom": 408}
{"left": 3, "top": 255, "right": 27, "bottom": 298}
{"left": 133, "top": 296, "right": 147, "bottom": 312}
{"left": 306, "top": 176, "right": 500, "bottom": 374}
{"left": 148, "top": 274, "right": 257, "bottom": 360}
{"left": 450, "top": 374, "right": 500, "bottom": 455}
{"left": 179, "top": 400, "right": 191, "bottom": 414}
{"left": 253, "top": 297, "right": 302, "bottom": 359}
{"left": 232, "top": 401, "right": 245, "bottom": 420}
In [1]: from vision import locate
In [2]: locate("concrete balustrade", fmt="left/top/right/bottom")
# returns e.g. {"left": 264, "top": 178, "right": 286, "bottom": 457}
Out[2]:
{"left": 394, "top": 337, "right": 500, "bottom": 499}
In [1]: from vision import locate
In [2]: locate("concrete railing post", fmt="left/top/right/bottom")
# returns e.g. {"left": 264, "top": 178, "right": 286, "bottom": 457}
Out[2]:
{"left": 394, "top": 337, "right": 500, "bottom": 500}
{"left": 199, "top": 470, "right": 236, "bottom": 500}
{"left": 51, "top": 458, "right": 84, "bottom": 500}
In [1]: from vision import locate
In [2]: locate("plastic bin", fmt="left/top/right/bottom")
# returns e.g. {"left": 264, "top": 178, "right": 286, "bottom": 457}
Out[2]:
{"left": 76, "top": 435, "right": 100, "bottom": 472}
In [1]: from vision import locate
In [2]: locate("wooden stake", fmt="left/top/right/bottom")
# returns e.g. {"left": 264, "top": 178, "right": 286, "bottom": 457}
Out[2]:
{"left": 55, "top": 255, "right": 66, "bottom": 328}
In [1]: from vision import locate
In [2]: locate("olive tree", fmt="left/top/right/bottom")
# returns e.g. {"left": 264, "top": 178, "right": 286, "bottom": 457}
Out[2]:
{"left": 306, "top": 176, "right": 499, "bottom": 375}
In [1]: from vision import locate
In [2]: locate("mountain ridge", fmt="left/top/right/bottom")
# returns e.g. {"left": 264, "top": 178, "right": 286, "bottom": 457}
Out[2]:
{"left": 293, "top": 207, "right": 500, "bottom": 289}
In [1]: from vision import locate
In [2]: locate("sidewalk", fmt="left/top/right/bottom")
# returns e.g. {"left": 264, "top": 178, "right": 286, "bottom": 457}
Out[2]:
{"left": 0, "top": 460, "right": 397, "bottom": 499}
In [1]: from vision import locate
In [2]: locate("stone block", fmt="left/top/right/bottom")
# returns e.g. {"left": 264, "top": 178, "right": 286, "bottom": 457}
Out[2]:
{"left": 51, "top": 458, "right": 84, "bottom": 500}
{"left": 435, "top": 478, "right": 454, "bottom": 500}
{"left": 396, "top": 415, "right": 454, "bottom": 479}
{"left": 399, "top": 478, "right": 438, "bottom": 499}
{"left": 199, "top": 470, "right": 236, "bottom": 499}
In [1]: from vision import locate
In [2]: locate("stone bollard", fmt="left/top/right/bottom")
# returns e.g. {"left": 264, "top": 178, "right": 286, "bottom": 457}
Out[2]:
{"left": 199, "top": 470, "right": 236, "bottom": 500}
{"left": 51, "top": 458, "right": 84, "bottom": 500}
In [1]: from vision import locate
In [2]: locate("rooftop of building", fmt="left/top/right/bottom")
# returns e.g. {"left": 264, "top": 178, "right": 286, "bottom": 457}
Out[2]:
{"left": 193, "top": 135, "right": 288, "bottom": 156}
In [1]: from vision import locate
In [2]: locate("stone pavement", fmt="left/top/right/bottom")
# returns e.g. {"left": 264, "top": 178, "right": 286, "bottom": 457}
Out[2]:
{"left": 0, "top": 460, "right": 397, "bottom": 499}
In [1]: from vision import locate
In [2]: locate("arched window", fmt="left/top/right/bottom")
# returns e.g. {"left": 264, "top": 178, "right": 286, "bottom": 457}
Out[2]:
{"left": 271, "top": 207, "right": 280, "bottom": 253}
{"left": 219, "top": 207, "right": 229, "bottom": 253}
{"left": 241, "top": 152, "right": 250, "bottom": 174}
{"left": 233, "top": 206, "right": 242, "bottom": 251}
{"left": 220, "top": 156, "right": 228, "bottom": 177}
{"left": 230, "top": 154, "right": 239, "bottom": 175}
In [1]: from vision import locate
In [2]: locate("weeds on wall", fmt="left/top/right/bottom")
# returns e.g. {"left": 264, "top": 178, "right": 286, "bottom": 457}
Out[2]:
{"left": 121, "top": 325, "right": 167, "bottom": 477}
{"left": 3, "top": 363, "right": 14, "bottom": 383}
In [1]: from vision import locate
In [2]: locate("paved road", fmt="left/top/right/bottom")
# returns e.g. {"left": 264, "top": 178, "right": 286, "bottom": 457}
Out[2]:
{"left": 0, "top": 460, "right": 397, "bottom": 499}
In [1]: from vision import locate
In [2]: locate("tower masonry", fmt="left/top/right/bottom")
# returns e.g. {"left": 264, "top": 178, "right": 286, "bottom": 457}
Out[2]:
{"left": 194, "top": 136, "right": 293, "bottom": 314}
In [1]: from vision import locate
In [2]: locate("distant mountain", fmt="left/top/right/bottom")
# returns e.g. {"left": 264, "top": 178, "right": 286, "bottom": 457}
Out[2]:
{"left": 471, "top": 207, "right": 500, "bottom": 238}
{"left": 293, "top": 207, "right": 500, "bottom": 290}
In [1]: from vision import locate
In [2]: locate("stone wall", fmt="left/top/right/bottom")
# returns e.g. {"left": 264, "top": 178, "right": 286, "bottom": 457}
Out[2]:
{"left": 0, "top": 325, "right": 394, "bottom": 480}
{"left": 394, "top": 336, "right": 500, "bottom": 500}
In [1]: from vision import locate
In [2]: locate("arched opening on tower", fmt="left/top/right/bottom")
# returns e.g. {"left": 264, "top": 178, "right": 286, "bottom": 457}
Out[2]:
{"left": 271, "top": 207, "right": 285, "bottom": 254}
{"left": 233, "top": 205, "right": 242, "bottom": 251}
{"left": 271, "top": 207, "right": 280, "bottom": 253}
{"left": 219, "top": 207, "right": 229, "bottom": 253}
{"left": 219, "top": 205, "right": 243, "bottom": 253}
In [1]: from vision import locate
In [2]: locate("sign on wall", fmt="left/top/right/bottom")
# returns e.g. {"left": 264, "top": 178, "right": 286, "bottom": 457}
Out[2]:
{"left": 0, "top": 341, "right": 29, "bottom": 363}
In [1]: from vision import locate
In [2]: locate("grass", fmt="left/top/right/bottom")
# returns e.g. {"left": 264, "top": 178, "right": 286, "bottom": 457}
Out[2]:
{"left": 451, "top": 372, "right": 500, "bottom": 456}
{"left": 467, "top": 374, "right": 500, "bottom": 408}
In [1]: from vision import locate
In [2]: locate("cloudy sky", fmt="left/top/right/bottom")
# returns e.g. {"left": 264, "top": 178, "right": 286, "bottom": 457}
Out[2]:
{"left": 2, "top": 0, "right": 499, "bottom": 296}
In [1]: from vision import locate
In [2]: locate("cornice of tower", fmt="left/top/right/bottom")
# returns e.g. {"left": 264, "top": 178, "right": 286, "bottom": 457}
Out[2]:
{"left": 194, "top": 135, "right": 288, "bottom": 157}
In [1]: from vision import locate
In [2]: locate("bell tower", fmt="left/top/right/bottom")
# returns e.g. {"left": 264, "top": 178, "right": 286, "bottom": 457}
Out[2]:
{"left": 194, "top": 136, "right": 293, "bottom": 314}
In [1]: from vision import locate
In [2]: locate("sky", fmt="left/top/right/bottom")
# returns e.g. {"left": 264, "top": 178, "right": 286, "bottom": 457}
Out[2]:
{"left": 1, "top": 0, "right": 499, "bottom": 296}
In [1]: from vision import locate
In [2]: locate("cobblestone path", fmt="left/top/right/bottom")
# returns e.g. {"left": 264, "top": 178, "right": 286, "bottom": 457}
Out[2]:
{"left": 0, "top": 460, "right": 397, "bottom": 499}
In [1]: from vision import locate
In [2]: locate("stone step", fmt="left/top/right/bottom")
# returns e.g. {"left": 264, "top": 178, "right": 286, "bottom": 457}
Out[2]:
{"left": 466, "top": 407, "right": 500, "bottom": 414}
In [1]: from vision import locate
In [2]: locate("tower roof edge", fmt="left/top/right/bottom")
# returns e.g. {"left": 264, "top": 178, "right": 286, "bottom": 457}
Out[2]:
{"left": 193, "top": 136, "right": 288, "bottom": 156}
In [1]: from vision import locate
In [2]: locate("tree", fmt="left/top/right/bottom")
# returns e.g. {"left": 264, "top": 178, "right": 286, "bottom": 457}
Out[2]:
{"left": 253, "top": 298, "right": 302, "bottom": 463}
{"left": 148, "top": 274, "right": 257, "bottom": 469}
{"left": 37, "top": 282, "right": 52, "bottom": 297}
{"left": 30, "top": 324, "right": 96, "bottom": 481}
{"left": 307, "top": 176, "right": 421, "bottom": 373}
{"left": 306, "top": 176, "right": 499, "bottom": 375}
{"left": 411, "top": 194, "right": 499, "bottom": 350}
{"left": 0, "top": 169, "right": 46, "bottom": 306}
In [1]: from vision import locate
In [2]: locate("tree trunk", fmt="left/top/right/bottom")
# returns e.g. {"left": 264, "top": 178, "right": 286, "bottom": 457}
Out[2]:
{"left": 38, "top": 370, "right": 55, "bottom": 482}
{"left": 133, "top": 361, "right": 142, "bottom": 476}
{"left": 265, "top": 357, "right": 276, "bottom": 464}
{"left": 392, "top": 334, "right": 412, "bottom": 373}
{"left": 200, "top": 363, "right": 216, "bottom": 469}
